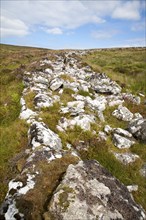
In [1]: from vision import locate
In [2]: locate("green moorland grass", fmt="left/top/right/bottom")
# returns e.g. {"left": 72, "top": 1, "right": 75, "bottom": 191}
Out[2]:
{"left": 0, "top": 44, "right": 53, "bottom": 203}
{"left": 83, "top": 47, "right": 146, "bottom": 94}
{"left": 0, "top": 44, "right": 146, "bottom": 210}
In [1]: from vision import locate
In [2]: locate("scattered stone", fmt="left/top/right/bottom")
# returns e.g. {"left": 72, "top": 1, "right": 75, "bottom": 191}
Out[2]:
{"left": 122, "top": 93, "right": 141, "bottom": 105}
{"left": 114, "top": 152, "right": 139, "bottom": 165}
{"left": 98, "top": 131, "right": 107, "bottom": 141}
{"left": 112, "top": 105, "right": 133, "bottom": 121}
{"left": 28, "top": 121, "right": 62, "bottom": 150}
{"left": 50, "top": 78, "right": 63, "bottom": 91}
{"left": 113, "top": 128, "right": 132, "bottom": 138}
{"left": 140, "top": 164, "right": 146, "bottom": 178}
{"left": 45, "top": 160, "right": 146, "bottom": 220}
{"left": 90, "top": 73, "right": 122, "bottom": 95}
{"left": 112, "top": 133, "right": 135, "bottom": 149}
{"left": 104, "top": 125, "right": 113, "bottom": 134}
{"left": 58, "top": 114, "right": 95, "bottom": 131}
{"left": 19, "top": 108, "right": 37, "bottom": 121}
{"left": 128, "top": 116, "right": 146, "bottom": 143}
{"left": 34, "top": 93, "right": 53, "bottom": 108}
{"left": 127, "top": 185, "right": 138, "bottom": 192}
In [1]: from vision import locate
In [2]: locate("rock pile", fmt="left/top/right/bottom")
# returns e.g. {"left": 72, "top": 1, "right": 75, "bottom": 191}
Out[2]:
{"left": 0, "top": 50, "right": 145, "bottom": 219}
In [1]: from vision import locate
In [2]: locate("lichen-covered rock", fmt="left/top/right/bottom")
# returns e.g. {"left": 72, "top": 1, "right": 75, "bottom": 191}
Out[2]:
{"left": 113, "top": 127, "right": 132, "bottom": 138}
{"left": 44, "top": 160, "right": 146, "bottom": 220}
{"left": 58, "top": 114, "right": 95, "bottom": 131}
{"left": 128, "top": 115, "right": 146, "bottom": 143}
{"left": 90, "top": 73, "right": 121, "bottom": 95}
{"left": 114, "top": 152, "right": 139, "bottom": 164}
{"left": 112, "top": 133, "right": 135, "bottom": 149}
{"left": 28, "top": 121, "right": 62, "bottom": 150}
{"left": 112, "top": 105, "right": 133, "bottom": 121}
{"left": 34, "top": 93, "right": 53, "bottom": 108}
{"left": 50, "top": 78, "right": 63, "bottom": 91}
{"left": 122, "top": 93, "right": 141, "bottom": 105}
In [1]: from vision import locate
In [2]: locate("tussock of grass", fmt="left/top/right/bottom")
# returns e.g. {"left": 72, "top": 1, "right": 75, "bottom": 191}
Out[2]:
{"left": 83, "top": 48, "right": 146, "bottom": 94}
{"left": 60, "top": 74, "right": 74, "bottom": 82}
{"left": 0, "top": 120, "right": 28, "bottom": 203}
{"left": 78, "top": 90, "right": 91, "bottom": 97}
{"left": 60, "top": 88, "right": 75, "bottom": 105}
{"left": 40, "top": 102, "right": 61, "bottom": 132}
{"left": 104, "top": 106, "right": 128, "bottom": 129}
{"left": 79, "top": 139, "right": 146, "bottom": 210}
{"left": 24, "top": 90, "right": 36, "bottom": 110}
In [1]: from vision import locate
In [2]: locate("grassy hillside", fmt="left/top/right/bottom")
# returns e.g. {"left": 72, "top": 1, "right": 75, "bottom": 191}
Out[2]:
{"left": 82, "top": 47, "right": 146, "bottom": 94}
{"left": 0, "top": 44, "right": 146, "bottom": 209}
{"left": 0, "top": 44, "right": 51, "bottom": 203}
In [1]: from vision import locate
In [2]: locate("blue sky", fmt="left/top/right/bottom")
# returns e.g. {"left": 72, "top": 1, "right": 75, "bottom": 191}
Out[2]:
{"left": 1, "top": 0, "right": 146, "bottom": 49}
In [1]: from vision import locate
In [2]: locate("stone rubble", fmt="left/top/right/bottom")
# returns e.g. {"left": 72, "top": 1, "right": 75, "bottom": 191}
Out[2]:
{"left": 1, "top": 50, "right": 146, "bottom": 219}
{"left": 112, "top": 105, "right": 133, "bottom": 121}
{"left": 44, "top": 160, "right": 146, "bottom": 220}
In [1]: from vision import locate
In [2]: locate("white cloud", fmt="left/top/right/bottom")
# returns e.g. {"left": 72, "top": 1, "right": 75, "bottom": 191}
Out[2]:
{"left": 112, "top": 1, "right": 141, "bottom": 20}
{"left": 46, "top": 27, "right": 63, "bottom": 35}
{"left": 1, "top": 16, "right": 28, "bottom": 37}
{"left": 1, "top": 0, "right": 143, "bottom": 38}
{"left": 92, "top": 29, "right": 118, "bottom": 40}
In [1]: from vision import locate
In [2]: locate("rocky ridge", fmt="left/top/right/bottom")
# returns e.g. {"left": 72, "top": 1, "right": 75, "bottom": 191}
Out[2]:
{"left": 0, "top": 51, "right": 146, "bottom": 219}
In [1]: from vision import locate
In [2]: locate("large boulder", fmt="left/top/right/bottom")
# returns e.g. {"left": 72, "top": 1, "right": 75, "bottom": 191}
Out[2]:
{"left": 128, "top": 114, "right": 146, "bottom": 143}
{"left": 44, "top": 160, "right": 146, "bottom": 220}
{"left": 28, "top": 121, "right": 62, "bottom": 150}
{"left": 112, "top": 105, "right": 133, "bottom": 121}
{"left": 50, "top": 78, "right": 63, "bottom": 91}
{"left": 90, "top": 73, "right": 121, "bottom": 95}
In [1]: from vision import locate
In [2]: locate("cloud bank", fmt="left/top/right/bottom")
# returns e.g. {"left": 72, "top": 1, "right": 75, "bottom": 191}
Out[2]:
{"left": 1, "top": 0, "right": 143, "bottom": 38}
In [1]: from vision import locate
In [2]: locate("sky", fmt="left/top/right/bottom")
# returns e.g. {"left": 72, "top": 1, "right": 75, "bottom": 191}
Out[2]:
{"left": 1, "top": 0, "right": 146, "bottom": 49}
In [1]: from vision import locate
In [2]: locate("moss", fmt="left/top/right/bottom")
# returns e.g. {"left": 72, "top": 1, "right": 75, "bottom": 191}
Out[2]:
{"left": 24, "top": 90, "right": 36, "bottom": 110}
{"left": 60, "top": 88, "right": 75, "bottom": 105}
{"left": 40, "top": 102, "right": 61, "bottom": 132}
{"left": 60, "top": 74, "right": 75, "bottom": 82}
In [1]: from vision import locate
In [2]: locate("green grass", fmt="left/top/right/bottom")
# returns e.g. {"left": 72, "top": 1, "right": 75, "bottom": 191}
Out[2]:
{"left": 0, "top": 44, "right": 52, "bottom": 203}
{"left": 83, "top": 48, "right": 146, "bottom": 94}
{"left": 79, "top": 139, "right": 146, "bottom": 210}
{"left": 0, "top": 44, "right": 146, "bottom": 211}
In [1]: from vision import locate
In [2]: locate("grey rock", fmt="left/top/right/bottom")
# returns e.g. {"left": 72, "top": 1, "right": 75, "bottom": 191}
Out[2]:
{"left": 50, "top": 78, "right": 63, "bottom": 91}
{"left": 98, "top": 131, "right": 107, "bottom": 141}
{"left": 45, "top": 160, "right": 146, "bottom": 220}
{"left": 28, "top": 121, "right": 62, "bottom": 150}
{"left": 113, "top": 133, "right": 135, "bottom": 149}
{"left": 113, "top": 128, "right": 132, "bottom": 138}
{"left": 127, "top": 185, "right": 138, "bottom": 192}
{"left": 90, "top": 73, "right": 121, "bottom": 95}
{"left": 114, "top": 152, "right": 139, "bottom": 164}
{"left": 128, "top": 116, "right": 146, "bottom": 143}
{"left": 58, "top": 114, "right": 95, "bottom": 131}
{"left": 112, "top": 105, "right": 133, "bottom": 121}
{"left": 122, "top": 93, "right": 141, "bottom": 105}
{"left": 34, "top": 93, "right": 53, "bottom": 108}
{"left": 104, "top": 125, "right": 113, "bottom": 134}
{"left": 140, "top": 164, "right": 146, "bottom": 178}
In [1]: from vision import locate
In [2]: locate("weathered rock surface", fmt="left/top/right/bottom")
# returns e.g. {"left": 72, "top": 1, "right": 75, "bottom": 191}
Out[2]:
{"left": 112, "top": 105, "right": 133, "bottom": 121}
{"left": 44, "top": 160, "right": 146, "bottom": 220}
{"left": 114, "top": 152, "right": 139, "bottom": 164}
{"left": 28, "top": 121, "right": 62, "bottom": 150}
{"left": 58, "top": 114, "right": 95, "bottom": 131}
{"left": 128, "top": 115, "right": 146, "bottom": 143}
{"left": 1, "top": 50, "right": 146, "bottom": 219}
{"left": 112, "top": 133, "right": 135, "bottom": 149}
{"left": 90, "top": 73, "right": 122, "bottom": 94}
